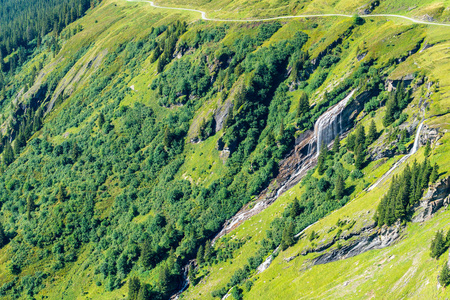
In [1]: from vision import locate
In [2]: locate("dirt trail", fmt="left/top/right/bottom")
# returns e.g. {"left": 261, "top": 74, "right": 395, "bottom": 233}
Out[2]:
{"left": 127, "top": 0, "right": 450, "bottom": 27}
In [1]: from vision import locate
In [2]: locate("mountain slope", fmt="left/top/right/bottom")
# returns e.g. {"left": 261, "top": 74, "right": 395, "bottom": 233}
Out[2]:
{"left": 0, "top": 0, "right": 449, "bottom": 299}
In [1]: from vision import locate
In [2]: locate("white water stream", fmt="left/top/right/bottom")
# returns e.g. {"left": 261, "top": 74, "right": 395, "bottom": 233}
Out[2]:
{"left": 367, "top": 121, "right": 425, "bottom": 191}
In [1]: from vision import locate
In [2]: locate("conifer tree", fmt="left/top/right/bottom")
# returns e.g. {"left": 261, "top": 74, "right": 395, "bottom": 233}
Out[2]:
{"left": 430, "top": 163, "right": 439, "bottom": 183}
{"left": 297, "top": 92, "right": 309, "bottom": 117}
{"left": 128, "top": 277, "right": 141, "bottom": 300}
{"left": 158, "top": 263, "right": 170, "bottom": 296}
{"left": 279, "top": 119, "right": 285, "bottom": 140}
{"left": 0, "top": 222, "right": 6, "bottom": 248}
{"left": 137, "top": 283, "right": 153, "bottom": 300}
{"left": 196, "top": 245, "right": 204, "bottom": 265}
{"left": 224, "top": 109, "right": 234, "bottom": 129}
{"left": 317, "top": 143, "right": 327, "bottom": 175}
{"left": 346, "top": 134, "right": 356, "bottom": 152}
{"left": 3, "top": 140, "right": 14, "bottom": 166}
{"left": 97, "top": 112, "right": 105, "bottom": 128}
{"left": 424, "top": 140, "right": 431, "bottom": 157}
{"left": 204, "top": 240, "right": 212, "bottom": 264}
{"left": 367, "top": 120, "right": 377, "bottom": 145}
{"left": 332, "top": 134, "right": 340, "bottom": 153}
{"left": 440, "top": 263, "right": 450, "bottom": 287}
{"left": 188, "top": 265, "right": 196, "bottom": 287}
{"left": 355, "top": 145, "right": 364, "bottom": 170}
{"left": 431, "top": 230, "right": 447, "bottom": 259}
{"left": 141, "top": 239, "right": 154, "bottom": 269}
{"left": 290, "top": 198, "right": 301, "bottom": 219}
{"left": 383, "top": 92, "right": 397, "bottom": 127}
{"left": 26, "top": 194, "right": 35, "bottom": 220}
{"left": 281, "top": 222, "right": 295, "bottom": 250}
{"left": 355, "top": 125, "right": 366, "bottom": 147}
{"left": 335, "top": 175, "right": 344, "bottom": 200}
{"left": 157, "top": 57, "right": 165, "bottom": 73}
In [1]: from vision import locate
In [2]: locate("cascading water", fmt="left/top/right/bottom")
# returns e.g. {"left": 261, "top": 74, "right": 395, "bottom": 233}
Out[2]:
{"left": 212, "top": 90, "right": 358, "bottom": 245}
{"left": 367, "top": 120, "right": 425, "bottom": 191}
{"left": 314, "top": 90, "right": 355, "bottom": 157}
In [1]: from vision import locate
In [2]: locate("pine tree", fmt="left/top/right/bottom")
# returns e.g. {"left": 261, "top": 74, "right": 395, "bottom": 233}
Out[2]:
{"left": 204, "top": 240, "right": 212, "bottom": 263}
{"left": 157, "top": 57, "right": 165, "bottom": 73}
{"left": 383, "top": 92, "right": 397, "bottom": 127}
{"left": 424, "top": 140, "right": 431, "bottom": 157}
{"left": 346, "top": 134, "right": 356, "bottom": 152}
{"left": 281, "top": 222, "right": 295, "bottom": 250}
{"left": 430, "top": 163, "right": 439, "bottom": 183}
{"left": 163, "top": 127, "right": 172, "bottom": 149}
{"left": 188, "top": 265, "right": 196, "bottom": 287}
{"left": 137, "top": 283, "right": 153, "bottom": 300}
{"left": 335, "top": 175, "right": 344, "bottom": 200}
{"left": 431, "top": 230, "right": 447, "bottom": 259}
{"left": 196, "top": 245, "right": 204, "bottom": 265}
{"left": 71, "top": 141, "right": 80, "bottom": 161}
{"left": 394, "top": 187, "right": 406, "bottom": 220}
{"left": 355, "top": 145, "right": 364, "bottom": 170}
{"left": 26, "top": 194, "right": 35, "bottom": 220}
{"left": 97, "top": 112, "right": 105, "bottom": 128}
{"left": 3, "top": 140, "right": 14, "bottom": 166}
{"left": 141, "top": 239, "right": 154, "bottom": 269}
{"left": 332, "top": 134, "right": 340, "bottom": 154}
{"left": 128, "top": 277, "right": 141, "bottom": 300}
{"left": 355, "top": 125, "right": 366, "bottom": 147}
{"left": 375, "top": 197, "right": 387, "bottom": 226}
{"left": 317, "top": 143, "right": 327, "bottom": 175}
{"left": 224, "top": 109, "right": 234, "bottom": 129}
{"left": 297, "top": 92, "right": 309, "bottom": 117}
{"left": 439, "top": 263, "right": 450, "bottom": 287}
{"left": 290, "top": 198, "right": 301, "bottom": 218}
{"left": 278, "top": 119, "right": 285, "bottom": 141}
{"left": 367, "top": 120, "right": 377, "bottom": 145}
{"left": 158, "top": 263, "right": 170, "bottom": 296}
{"left": 0, "top": 222, "right": 6, "bottom": 248}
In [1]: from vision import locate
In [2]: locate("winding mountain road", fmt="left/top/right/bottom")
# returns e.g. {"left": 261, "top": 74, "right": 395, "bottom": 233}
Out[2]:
{"left": 128, "top": 0, "right": 450, "bottom": 27}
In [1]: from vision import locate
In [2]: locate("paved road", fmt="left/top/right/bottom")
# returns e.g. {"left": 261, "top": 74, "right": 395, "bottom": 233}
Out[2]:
{"left": 127, "top": 0, "right": 450, "bottom": 27}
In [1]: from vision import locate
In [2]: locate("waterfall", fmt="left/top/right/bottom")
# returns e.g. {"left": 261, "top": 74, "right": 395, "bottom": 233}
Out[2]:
{"left": 367, "top": 120, "right": 425, "bottom": 191}
{"left": 410, "top": 121, "right": 425, "bottom": 154}
{"left": 314, "top": 90, "right": 356, "bottom": 156}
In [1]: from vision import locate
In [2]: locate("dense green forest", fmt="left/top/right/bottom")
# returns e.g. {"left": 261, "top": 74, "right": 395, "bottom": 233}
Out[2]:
{"left": 0, "top": 0, "right": 449, "bottom": 299}
{"left": 0, "top": 0, "right": 92, "bottom": 68}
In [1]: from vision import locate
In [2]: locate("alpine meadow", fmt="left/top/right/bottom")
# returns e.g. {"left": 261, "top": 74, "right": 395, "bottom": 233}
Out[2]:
{"left": 1, "top": 0, "right": 450, "bottom": 299}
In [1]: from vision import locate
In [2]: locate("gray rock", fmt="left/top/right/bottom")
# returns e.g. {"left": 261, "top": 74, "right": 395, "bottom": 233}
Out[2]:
{"left": 214, "top": 100, "right": 233, "bottom": 133}
{"left": 413, "top": 177, "right": 450, "bottom": 223}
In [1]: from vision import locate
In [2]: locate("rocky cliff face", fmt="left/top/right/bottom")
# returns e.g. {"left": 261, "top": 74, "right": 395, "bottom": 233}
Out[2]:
{"left": 413, "top": 176, "right": 450, "bottom": 223}
{"left": 311, "top": 223, "right": 401, "bottom": 266}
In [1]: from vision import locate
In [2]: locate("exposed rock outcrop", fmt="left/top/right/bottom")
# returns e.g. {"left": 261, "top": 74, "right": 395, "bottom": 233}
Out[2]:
{"left": 311, "top": 223, "right": 401, "bottom": 266}
{"left": 413, "top": 176, "right": 450, "bottom": 223}
{"left": 214, "top": 100, "right": 233, "bottom": 133}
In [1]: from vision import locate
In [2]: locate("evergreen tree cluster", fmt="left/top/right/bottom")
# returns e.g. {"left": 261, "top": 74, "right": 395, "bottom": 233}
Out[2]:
{"left": 345, "top": 121, "right": 378, "bottom": 171}
{"left": 440, "top": 263, "right": 450, "bottom": 287}
{"left": 383, "top": 81, "right": 411, "bottom": 127}
{"left": 430, "top": 230, "right": 450, "bottom": 259}
{"left": 0, "top": 0, "right": 93, "bottom": 74}
{"left": 375, "top": 160, "right": 439, "bottom": 226}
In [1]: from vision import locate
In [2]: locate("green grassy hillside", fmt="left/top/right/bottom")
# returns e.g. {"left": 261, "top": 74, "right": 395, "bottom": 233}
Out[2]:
{"left": 0, "top": 0, "right": 449, "bottom": 299}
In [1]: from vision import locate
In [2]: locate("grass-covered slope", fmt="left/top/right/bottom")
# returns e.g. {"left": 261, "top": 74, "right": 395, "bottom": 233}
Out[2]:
{"left": 154, "top": 0, "right": 450, "bottom": 22}
{"left": 0, "top": 0, "right": 449, "bottom": 299}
